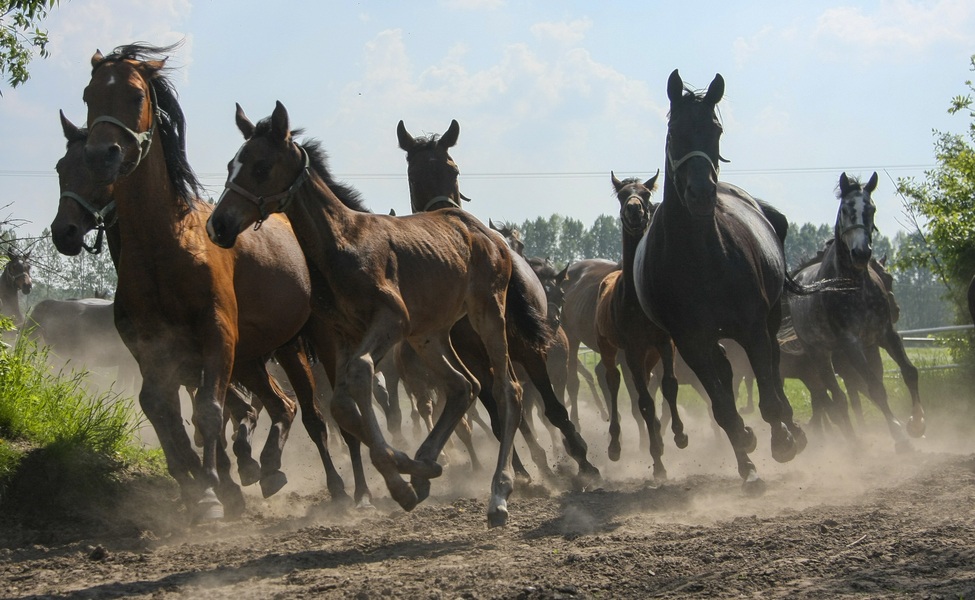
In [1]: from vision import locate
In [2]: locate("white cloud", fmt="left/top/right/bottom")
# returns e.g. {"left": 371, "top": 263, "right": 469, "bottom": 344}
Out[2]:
{"left": 733, "top": 27, "right": 773, "bottom": 68}
{"left": 530, "top": 18, "right": 593, "bottom": 45}
{"left": 814, "top": 0, "right": 974, "bottom": 62}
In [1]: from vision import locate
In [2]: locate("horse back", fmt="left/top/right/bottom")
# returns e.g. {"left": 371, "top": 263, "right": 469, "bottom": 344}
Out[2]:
{"left": 562, "top": 258, "right": 620, "bottom": 350}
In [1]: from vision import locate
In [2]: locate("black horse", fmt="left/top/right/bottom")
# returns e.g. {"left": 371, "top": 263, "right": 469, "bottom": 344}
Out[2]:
{"left": 789, "top": 172, "right": 924, "bottom": 451}
{"left": 634, "top": 69, "right": 808, "bottom": 493}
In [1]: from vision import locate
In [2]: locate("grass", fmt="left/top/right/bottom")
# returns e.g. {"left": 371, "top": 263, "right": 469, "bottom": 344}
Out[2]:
{"left": 0, "top": 326, "right": 164, "bottom": 529}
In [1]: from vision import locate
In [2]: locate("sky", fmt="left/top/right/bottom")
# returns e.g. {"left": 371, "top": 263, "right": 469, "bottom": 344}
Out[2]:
{"left": 1, "top": 0, "right": 973, "bottom": 243}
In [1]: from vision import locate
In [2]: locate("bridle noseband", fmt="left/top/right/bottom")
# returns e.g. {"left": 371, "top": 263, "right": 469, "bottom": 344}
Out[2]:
{"left": 87, "top": 68, "right": 159, "bottom": 173}
{"left": 59, "top": 190, "right": 117, "bottom": 254}
{"left": 223, "top": 144, "right": 312, "bottom": 229}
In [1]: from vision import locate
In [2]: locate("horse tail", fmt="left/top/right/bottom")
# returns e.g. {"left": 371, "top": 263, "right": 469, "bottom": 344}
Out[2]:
{"left": 505, "top": 264, "right": 553, "bottom": 355}
{"left": 783, "top": 272, "right": 854, "bottom": 296}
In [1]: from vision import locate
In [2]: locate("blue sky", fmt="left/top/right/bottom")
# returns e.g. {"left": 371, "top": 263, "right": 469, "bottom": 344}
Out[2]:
{"left": 1, "top": 0, "right": 973, "bottom": 242}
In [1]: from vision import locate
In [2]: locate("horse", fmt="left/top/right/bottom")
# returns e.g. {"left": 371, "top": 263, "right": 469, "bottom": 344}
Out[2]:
{"left": 0, "top": 250, "right": 32, "bottom": 332}
{"left": 22, "top": 297, "right": 141, "bottom": 390}
{"left": 397, "top": 119, "right": 600, "bottom": 486}
{"left": 634, "top": 69, "right": 809, "bottom": 493}
{"left": 594, "top": 172, "right": 687, "bottom": 479}
{"left": 789, "top": 172, "right": 924, "bottom": 451}
{"left": 68, "top": 43, "right": 368, "bottom": 520}
{"left": 206, "top": 101, "right": 539, "bottom": 527}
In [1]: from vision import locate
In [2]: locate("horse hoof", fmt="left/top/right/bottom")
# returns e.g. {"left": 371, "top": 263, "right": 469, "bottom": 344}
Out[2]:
{"left": 674, "top": 432, "right": 689, "bottom": 449}
{"left": 771, "top": 429, "right": 798, "bottom": 464}
{"left": 389, "top": 480, "right": 419, "bottom": 512}
{"left": 741, "top": 476, "right": 767, "bottom": 497}
{"left": 907, "top": 417, "right": 926, "bottom": 438}
{"left": 259, "top": 470, "right": 289, "bottom": 498}
{"left": 739, "top": 426, "right": 757, "bottom": 454}
{"left": 193, "top": 489, "right": 224, "bottom": 523}
{"left": 578, "top": 463, "right": 601, "bottom": 488}
{"left": 608, "top": 440, "right": 621, "bottom": 462}
{"left": 895, "top": 439, "right": 915, "bottom": 454}
{"left": 217, "top": 484, "right": 246, "bottom": 520}
{"left": 356, "top": 496, "right": 375, "bottom": 511}
{"left": 487, "top": 505, "right": 509, "bottom": 528}
{"left": 653, "top": 465, "right": 668, "bottom": 482}
{"left": 412, "top": 476, "right": 432, "bottom": 503}
{"left": 237, "top": 458, "right": 261, "bottom": 487}
{"left": 790, "top": 425, "right": 808, "bottom": 455}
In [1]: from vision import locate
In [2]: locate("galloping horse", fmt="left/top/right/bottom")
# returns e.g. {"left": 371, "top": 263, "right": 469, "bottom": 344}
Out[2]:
{"left": 634, "top": 69, "right": 808, "bottom": 493}
{"left": 595, "top": 172, "right": 686, "bottom": 479}
{"left": 790, "top": 172, "right": 924, "bottom": 451}
{"left": 0, "top": 250, "right": 32, "bottom": 331}
{"left": 396, "top": 119, "right": 600, "bottom": 486}
{"left": 207, "top": 102, "right": 535, "bottom": 527}
{"left": 73, "top": 44, "right": 364, "bottom": 520}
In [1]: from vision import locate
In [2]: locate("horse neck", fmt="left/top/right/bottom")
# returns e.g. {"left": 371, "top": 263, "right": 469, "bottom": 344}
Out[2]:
{"left": 111, "top": 144, "right": 186, "bottom": 253}
{"left": 284, "top": 176, "right": 352, "bottom": 275}
{"left": 827, "top": 226, "right": 862, "bottom": 280}
{"left": 620, "top": 226, "right": 643, "bottom": 293}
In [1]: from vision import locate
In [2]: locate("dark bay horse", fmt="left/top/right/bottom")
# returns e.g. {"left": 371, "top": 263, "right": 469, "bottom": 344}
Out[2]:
{"left": 397, "top": 119, "right": 600, "bottom": 486}
{"left": 790, "top": 172, "right": 924, "bottom": 451}
{"left": 207, "top": 102, "right": 535, "bottom": 527}
{"left": 0, "top": 250, "right": 32, "bottom": 331}
{"left": 594, "top": 172, "right": 686, "bottom": 479}
{"left": 634, "top": 69, "right": 808, "bottom": 493}
{"left": 73, "top": 44, "right": 364, "bottom": 519}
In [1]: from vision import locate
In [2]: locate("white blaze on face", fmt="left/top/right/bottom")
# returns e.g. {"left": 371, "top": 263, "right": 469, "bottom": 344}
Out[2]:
{"left": 217, "top": 145, "right": 246, "bottom": 205}
{"left": 106, "top": 74, "right": 116, "bottom": 86}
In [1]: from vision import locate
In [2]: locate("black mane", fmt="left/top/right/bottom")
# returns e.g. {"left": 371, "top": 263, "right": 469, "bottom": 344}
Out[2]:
{"left": 94, "top": 42, "right": 203, "bottom": 204}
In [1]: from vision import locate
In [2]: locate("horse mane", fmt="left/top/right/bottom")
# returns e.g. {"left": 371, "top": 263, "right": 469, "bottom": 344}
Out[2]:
{"left": 402, "top": 133, "right": 443, "bottom": 155}
{"left": 615, "top": 176, "right": 643, "bottom": 189}
{"left": 94, "top": 42, "right": 204, "bottom": 204}
{"left": 667, "top": 83, "right": 725, "bottom": 129}
{"left": 300, "top": 138, "right": 372, "bottom": 213}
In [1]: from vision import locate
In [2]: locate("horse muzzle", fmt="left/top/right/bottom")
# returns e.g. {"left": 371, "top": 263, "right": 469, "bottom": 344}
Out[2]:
{"left": 206, "top": 214, "right": 240, "bottom": 249}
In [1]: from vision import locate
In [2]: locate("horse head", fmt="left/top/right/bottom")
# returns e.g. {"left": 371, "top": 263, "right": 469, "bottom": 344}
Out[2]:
{"left": 3, "top": 250, "right": 32, "bottom": 295}
{"left": 397, "top": 119, "right": 466, "bottom": 212}
{"left": 665, "top": 69, "right": 725, "bottom": 217}
{"left": 52, "top": 111, "right": 117, "bottom": 256}
{"left": 489, "top": 219, "right": 525, "bottom": 257}
{"left": 612, "top": 170, "right": 660, "bottom": 236}
{"left": 835, "top": 171, "right": 878, "bottom": 270}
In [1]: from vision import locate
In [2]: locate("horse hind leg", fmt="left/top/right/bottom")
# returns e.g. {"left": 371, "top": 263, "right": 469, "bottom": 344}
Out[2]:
{"left": 224, "top": 383, "right": 261, "bottom": 486}
{"left": 881, "top": 329, "right": 924, "bottom": 438}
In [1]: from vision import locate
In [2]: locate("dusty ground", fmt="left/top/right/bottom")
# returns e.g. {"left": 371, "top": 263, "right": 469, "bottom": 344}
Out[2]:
{"left": 2, "top": 391, "right": 975, "bottom": 599}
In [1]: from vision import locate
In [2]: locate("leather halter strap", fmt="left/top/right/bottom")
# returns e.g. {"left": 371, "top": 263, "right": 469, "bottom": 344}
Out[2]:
{"left": 87, "top": 82, "right": 158, "bottom": 171}
{"left": 667, "top": 149, "right": 719, "bottom": 176}
{"left": 421, "top": 195, "right": 461, "bottom": 211}
{"left": 223, "top": 145, "right": 312, "bottom": 229}
{"left": 58, "top": 191, "right": 117, "bottom": 255}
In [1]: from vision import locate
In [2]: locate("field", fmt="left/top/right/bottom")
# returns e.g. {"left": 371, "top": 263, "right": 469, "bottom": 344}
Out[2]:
{"left": 2, "top": 359, "right": 975, "bottom": 599}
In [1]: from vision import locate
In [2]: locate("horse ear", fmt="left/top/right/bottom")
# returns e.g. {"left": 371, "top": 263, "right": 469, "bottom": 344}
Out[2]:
{"left": 705, "top": 74, "right": 725, "bottom": 105}
{"left": 440, "top": 119, "right": 460, "bottom": 148}
{"left": 389, "top": 208, "right": 397, "bottom": 216}
{"left": 489, "top": 218, "right": 498, "bottom": 231}
{"left": 866, "top": 171, "right": 879, "bottom": 193}
{"left": 839, "top": 172, "right": 852, "bottom": 196}
{"left": 139, "top": 59, "right": 166, "bottom": 79}
{"left": 556, "top": 265, "right": 569, "bottom": 285}
{"left": 270, "top": 101, "right": 290, "bottom": 143}
{"left": 235, "top": 103, "right": 255, "bottom": 139}
{"left": 611, "top": 171, "right": 623, "bottom": 192}
{"left": 91, "top": 49, "right": 104, "bottom": 67}
{"left": 396, "top": 120, "right": 415, "bottom": 152}
{"left": 667, "top": 69, "right": 683, "bottom": 103}
{"left": 645, "top": 169, "right": 661, "bottom": 192}
{"left": 59, "top": 110, "right": 80, "bottom": 140}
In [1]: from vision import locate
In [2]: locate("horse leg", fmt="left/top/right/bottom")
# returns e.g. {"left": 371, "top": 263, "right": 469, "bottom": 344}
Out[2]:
{"left": 515, "top": 344, "right": 600, "bottom": 485}
{"left": 880, "top": 327, "right": 924, "bottom": 438}
{"left": 455, "top": 414, "right": 482, "bottom": 472}
{"left": 658, "top": 342, "right": 687, "bottom": 449}
{"left": 565, "top": 339, "right": 582, "bottom": 427}
{"left": 232, "top": 361, "right": 296, "bottom": 499}
{"left": 626, "top": 349, "right": 666, "bottom": 481}
{"left": 678, "top": 340, "right": 762, "bottom": 493}
{"left": 836, "top": 359, "right": 867, "bottom": 428}
{"left": 193, "top": 352, "right": 240, "bottom": 522}
{"left": 519, "top": 383, "right": 556, "bottom": 476}
{"left": 620, "top": 357, "right": 650, "bottom": 451}
{"left": 224, "top": 383, "right": 261, "bottom": 486}
{"left": 841, "top": 342, "right": 911, "bottom": 452}
{"left": 578, "top": 362, "right": 610, "bottom": 421}
{"left": 599, "top": 345, "right": 624, "bottom": 462}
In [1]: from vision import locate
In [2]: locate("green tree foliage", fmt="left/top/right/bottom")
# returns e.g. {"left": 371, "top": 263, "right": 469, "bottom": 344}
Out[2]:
{"left": 0, "top": 0, "right": 58, "bottom": 92}
{"left": 896, "top": 54, "right": 975, "bottom": 316}
{"left": 519, "top": 214, "right": 621, "bottom": 267}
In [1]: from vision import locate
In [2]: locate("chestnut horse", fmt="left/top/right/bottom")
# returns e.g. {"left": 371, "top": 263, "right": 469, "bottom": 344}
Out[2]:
{"left": 72, "top": 44, "right": 365, "bottom": 520}
{"left": 790, "top": 172, "right": 924, "bottom": 451}
{"left": 207, "top": 102, "right": 538, "bottom": 527}
{"left": 595, "top": 172, "right": 686, "bottom": 480}
{"left": 634, "top": 70, "right": 809, "bottom": 493}
{"left": 396, "top": 119, "right": 600, "bottom": 487}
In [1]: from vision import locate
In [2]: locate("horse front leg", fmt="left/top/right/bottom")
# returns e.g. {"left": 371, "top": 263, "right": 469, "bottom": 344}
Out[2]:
{"left": 658, "top": 341, "right": 688, "bottom": 449}
{"left": 880, "top": 327, "right": 924, "bottom": 438}
{"left": 194, "top": 347, "right": 238, "bottom": 522}
{"left": 841, "top": 341, "right": 911, "bottom": 452}
{"left": 625, "top": 348, "right": 666, "bottom": 481}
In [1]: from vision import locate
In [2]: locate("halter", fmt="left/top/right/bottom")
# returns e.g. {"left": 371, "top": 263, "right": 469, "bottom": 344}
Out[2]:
{"left": 223, "top": 144, "right": 312, "bottom": 230}
{"left": 666, "top": 147, "right": 719, "bottom": 178}
{"left": 87, "top": 77, "right": 159, "bottom": 172}
{"left": 3, "top": 260, "right": 29, "bottom": 290}
{"left": 58, "top": 191, "right": 117, "bottom": 254}
{"left": 420, "top": 195, "right": 461, "bottom": 211}
{"left": 620, "top": 191, "right": 651, "bottom": 236}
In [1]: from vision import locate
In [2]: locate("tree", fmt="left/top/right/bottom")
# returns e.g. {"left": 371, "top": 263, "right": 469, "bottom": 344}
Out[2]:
{"left": 1, "top": 0, "right": 58, "bottom": 92}
{"left": 581, "top": 214, "right": 621, "bottom": 262}
{"left": 896, "top": 54, "right": 975, "bottom": 319}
